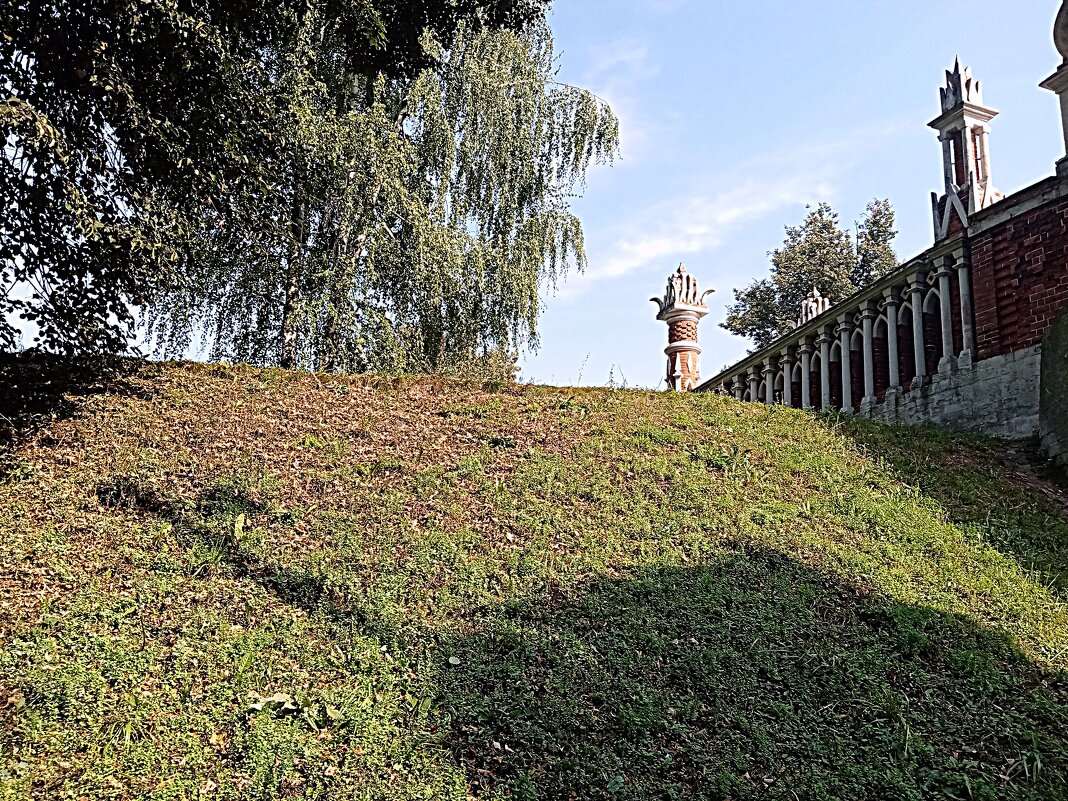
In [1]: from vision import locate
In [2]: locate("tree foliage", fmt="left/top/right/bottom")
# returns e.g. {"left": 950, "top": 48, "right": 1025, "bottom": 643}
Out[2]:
{"left": 1, "top": 0, "right": 388, "bottom": 353}
{"left": 3, "top": 0, "right": 608, "bottom": 378}
{"left": 722, "top": 200, "right": 899, "bottom": 349}
{"left": 146, "top": 17, "right": 616, "bottom": 374}
{"left": 854, "top": 198, "right": 898, "bottom": 286}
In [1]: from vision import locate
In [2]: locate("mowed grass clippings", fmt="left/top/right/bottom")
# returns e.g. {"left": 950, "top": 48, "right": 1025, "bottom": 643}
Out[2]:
{"left": 1, "top": 359, "right": 1067, "bottom": 801}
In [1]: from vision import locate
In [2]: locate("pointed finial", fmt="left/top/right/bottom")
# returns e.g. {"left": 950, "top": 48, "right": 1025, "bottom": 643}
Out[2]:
{"left": 939, "top": 58, "right": 985, "bottom": 113}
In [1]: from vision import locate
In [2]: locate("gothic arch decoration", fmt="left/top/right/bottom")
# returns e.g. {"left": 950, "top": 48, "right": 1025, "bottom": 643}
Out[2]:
{"left": 923, "top": 288, "right": 942, "bottom": 315}
{"left": 849, "top": 327, "right": 864, "bottom": 351}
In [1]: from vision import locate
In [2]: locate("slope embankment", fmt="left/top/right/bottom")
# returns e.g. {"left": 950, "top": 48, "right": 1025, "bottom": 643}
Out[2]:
{"left": 1, "top": 358, "right": 1067, "bottom": 800}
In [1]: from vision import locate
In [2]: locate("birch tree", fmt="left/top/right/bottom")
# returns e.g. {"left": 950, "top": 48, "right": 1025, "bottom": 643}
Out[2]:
{"left": 145, "top": 15, "right": 618, "bottom": 375}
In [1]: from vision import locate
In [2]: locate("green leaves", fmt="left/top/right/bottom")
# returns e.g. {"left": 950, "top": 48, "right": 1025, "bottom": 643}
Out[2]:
{"left": 722, "top": 200, "right": 899, "bottom": 349}
{"left": 1, "top": 0, "right": 286, "bottom": 353}
{"left": 4, "top": 0, "right": 558, "bottom": 363}
{"left": 141, "top": 10, "right": 617, "bottom": 377}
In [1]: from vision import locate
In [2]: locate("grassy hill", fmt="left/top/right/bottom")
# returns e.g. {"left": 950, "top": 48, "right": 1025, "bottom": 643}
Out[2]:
{"left": 2, "top": 358, "right": 1068, "bottom": 800}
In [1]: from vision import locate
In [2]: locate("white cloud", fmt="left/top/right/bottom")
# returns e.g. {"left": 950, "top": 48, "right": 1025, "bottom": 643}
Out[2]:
{"left": 583, "top": 40, "right": 658, "bottom": 84}
{"left": 571, "top": 38, "right": 662, "bottom": 162}
{"left": 559, "top": 171, "right": 834, "bottom": 299}
{"left": 555, "top": 121, "right": 910, "bottom": 301}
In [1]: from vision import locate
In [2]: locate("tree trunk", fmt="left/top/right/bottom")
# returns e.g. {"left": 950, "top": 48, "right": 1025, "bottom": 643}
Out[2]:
{"left": 280, "top": 196, "right": 305, "bottom": 369}
{"left": 317, "top": 242, "right": 347, "bottom": 374}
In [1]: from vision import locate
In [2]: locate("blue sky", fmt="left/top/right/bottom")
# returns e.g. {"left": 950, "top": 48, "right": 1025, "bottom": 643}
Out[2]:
{"left": 521, "top": 0, "right": 1066, "bottom": 388}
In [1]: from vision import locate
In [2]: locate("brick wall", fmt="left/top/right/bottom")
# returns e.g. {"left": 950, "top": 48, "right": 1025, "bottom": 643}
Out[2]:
{"left": 971, "top": 195, "right": 1068, "bottom": 359}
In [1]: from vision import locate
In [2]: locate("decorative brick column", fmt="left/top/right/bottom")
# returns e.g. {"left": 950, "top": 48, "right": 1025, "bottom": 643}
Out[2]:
{"left": 651, "top": 264, "right": 713, "bottom": 392}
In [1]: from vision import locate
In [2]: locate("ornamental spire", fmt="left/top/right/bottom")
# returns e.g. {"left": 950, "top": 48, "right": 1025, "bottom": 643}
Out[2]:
{"left": 930, "top": 59, "right": 1002, "bottom": 241}
{"left": 940, "top": 58, "right": 985, "bottom": 113}
{"left": 651, "top": 264, "right": 714, "bottom": 392}
{"left": 1042, "top": 2, "right": 1068, "bottom": 175}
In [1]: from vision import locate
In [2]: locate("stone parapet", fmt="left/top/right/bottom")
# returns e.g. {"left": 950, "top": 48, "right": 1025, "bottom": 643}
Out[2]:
{"left": 868, "top": 345, "right": 1042, "bottom": 438}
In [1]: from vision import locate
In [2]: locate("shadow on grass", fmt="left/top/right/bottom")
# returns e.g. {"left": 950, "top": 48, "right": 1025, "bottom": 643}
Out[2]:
{"left": 438, "top": 548, "right": 1068, "bottom": 801}
{"left": 91, "top": 458, "right": 1068, "bottom": 798}
{"left": 842, "top": 420, "right": 1068, "bottom": 598}
{"left": 95, "top": 473, "right": 395, "bottom": 634}
{"left": 0, "top": 352, "right": 153, "bottom": 448}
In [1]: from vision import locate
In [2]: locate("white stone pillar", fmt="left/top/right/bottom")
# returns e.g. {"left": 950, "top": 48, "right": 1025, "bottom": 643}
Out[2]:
{"left": 799, "top": 341, "right": 813, "bottom": 409}
{"left": 955, "top": 255, "right": 976, "bottom": 367}
{"left": 748, "top": 370, "right": 759, "bottom": 403}
{"left": 908, "top": 273, "right": 928, "bottom": 386}
{"left": 935, "top": 262, "right": 956, "bottom": 373}
{"left": 762, "top": 360, "right": 775, "bottom": 405}
{"left": 780, "top": 348, "right": 794, "bottom": 407}
{"left": 882, "top": 290, "right": 902, "bottom": 394}
{"left": 860, "top": 302, "right": 877, "bottom": 410}
{"left": 941, "top": 136, "right": 954, "bottom": 190}
{"left": 733, "top": 380, "right": 744, "bottom": 401}
{"left": 837, "top": 316, "right": 855, "bottom": 415}
{"left": 817, "top": 330, "right": 833, "bottom": 410}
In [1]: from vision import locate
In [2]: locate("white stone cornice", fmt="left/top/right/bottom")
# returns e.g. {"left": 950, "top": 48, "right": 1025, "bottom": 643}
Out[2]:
{"left": 658, "top": 305, "right": 709, "bottom": 324}
{"left": 928, "top": 102, "right": 999, "bottom": 132}
{"left": 665, "top": 340, "right": 702, "bottom": 355}
{"left": 879, "top": 287, "right": 902, "bottom": 311}
{"left": 932, "top": 262, "right": 955, "bottom": 280}
{"left": 1042, "top": 66, "right": 1068, "bottom": 93}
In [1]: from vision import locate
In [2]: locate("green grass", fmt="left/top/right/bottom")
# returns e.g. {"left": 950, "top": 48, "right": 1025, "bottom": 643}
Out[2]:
{"left": 1, "top": 359, "right": 1067, "bottom": 800}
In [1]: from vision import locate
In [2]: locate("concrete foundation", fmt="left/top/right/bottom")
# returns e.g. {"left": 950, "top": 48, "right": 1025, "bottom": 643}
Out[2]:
{"left": 867, "top": 345, "right": 1043, "bottom": 438}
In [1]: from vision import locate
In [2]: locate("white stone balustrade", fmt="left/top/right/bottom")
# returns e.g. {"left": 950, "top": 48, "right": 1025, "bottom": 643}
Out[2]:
{"left": 712, "top": 243, "right": 975, "bottom": 419}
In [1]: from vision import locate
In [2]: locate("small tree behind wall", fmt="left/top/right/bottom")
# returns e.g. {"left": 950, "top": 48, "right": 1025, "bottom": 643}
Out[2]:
{"left": 722, "top": 200, "right": 899, "bottom": 350}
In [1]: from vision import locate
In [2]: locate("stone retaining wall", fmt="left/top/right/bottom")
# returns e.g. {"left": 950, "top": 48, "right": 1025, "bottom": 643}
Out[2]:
{"left": 1041, "top": 310, "right": 1068, "bottom": 463}
{"left": 867, "top": 345, "right": 1043, "bottom": 438}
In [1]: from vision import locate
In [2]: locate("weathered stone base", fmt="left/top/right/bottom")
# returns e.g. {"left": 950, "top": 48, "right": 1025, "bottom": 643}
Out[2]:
{"left": 1040, "top": 310, "right": 1068, "bottom": 465}
{"left": 866, "top": 345, "right": 1043, "bottom": 439}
